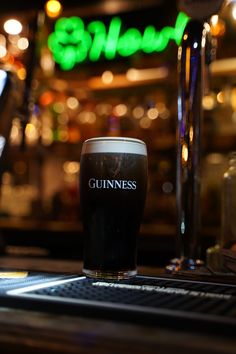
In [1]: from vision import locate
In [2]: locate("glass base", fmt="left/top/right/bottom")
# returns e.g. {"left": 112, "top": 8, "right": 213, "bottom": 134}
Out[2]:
{"left": 165, "top": 257, "right": 204, "bottom": 273}
{"left": 83, "top": 268, "right": 137, "bottom": 280}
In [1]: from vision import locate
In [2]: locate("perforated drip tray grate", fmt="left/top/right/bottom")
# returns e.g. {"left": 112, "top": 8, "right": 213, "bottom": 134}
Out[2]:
{"left": 7, "top": 275, "right": 236, "bottom": 331}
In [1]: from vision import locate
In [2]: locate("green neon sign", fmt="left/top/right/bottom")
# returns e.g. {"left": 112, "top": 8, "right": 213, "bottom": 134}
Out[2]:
{"left": 48, "top": 12, "right": 189, "bottom": 70}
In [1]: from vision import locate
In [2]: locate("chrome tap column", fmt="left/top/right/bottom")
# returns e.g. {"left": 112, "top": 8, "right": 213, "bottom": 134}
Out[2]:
{"left": 175, "top": 19, "right": 208, "bottom": 269}
{"left": 171, "top": 0, "right": 225, "bottom": 271}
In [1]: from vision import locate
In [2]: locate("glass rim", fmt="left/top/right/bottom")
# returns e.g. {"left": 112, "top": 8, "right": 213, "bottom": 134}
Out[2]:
{"left": 81, "top": 136, "right": 147, "bottom": 156}
{"left": 83, "top": 136, "right": 146, "bottom": 146}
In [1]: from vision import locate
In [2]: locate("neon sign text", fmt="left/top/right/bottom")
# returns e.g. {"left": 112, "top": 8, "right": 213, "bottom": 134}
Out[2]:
{"left": 48, "top": 12, "right": 189, "bottom": 70}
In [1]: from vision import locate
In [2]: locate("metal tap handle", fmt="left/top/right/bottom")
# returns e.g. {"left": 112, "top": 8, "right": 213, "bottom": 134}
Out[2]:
{"left": 176, "top": 19, "right": 208, "bottom": 267}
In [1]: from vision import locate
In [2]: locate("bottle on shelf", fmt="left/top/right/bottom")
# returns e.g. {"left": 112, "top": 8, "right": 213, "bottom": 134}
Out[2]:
{"left": 221, "top": 152, "right": 236, "bottom": 250}
{"left": 207, "top": 152, "right": 236, "bottom": 271}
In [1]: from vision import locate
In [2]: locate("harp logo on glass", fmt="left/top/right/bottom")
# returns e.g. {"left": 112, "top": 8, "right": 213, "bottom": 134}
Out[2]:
{"left": 88, "top": 178, "right": 137, "bottom": 190}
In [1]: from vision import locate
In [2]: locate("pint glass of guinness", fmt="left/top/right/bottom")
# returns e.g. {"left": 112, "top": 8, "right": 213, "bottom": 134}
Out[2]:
{"left": 80, "top": 137, "right": 148, "bottom": 279}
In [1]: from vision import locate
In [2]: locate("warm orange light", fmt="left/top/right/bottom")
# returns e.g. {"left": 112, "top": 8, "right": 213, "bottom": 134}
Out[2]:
{"left": 210, "top": 15, "right": 225, "bottom": 37}
{"left": 182, "top": 143, "right": 188, "bottom": 163}
{"left": 17, "top": 67, "right": 27, "bottom": 80}
{"left": 45, "top": 0, "right": 62, "bottom": 18}
{"left": 39, "top": 91, "right": 54, "bottom": 106}
{"left": 185, "top": 47, "right": 190, "bottom": 86}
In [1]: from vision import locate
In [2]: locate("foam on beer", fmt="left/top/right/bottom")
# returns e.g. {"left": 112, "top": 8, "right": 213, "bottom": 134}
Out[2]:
{"left": 82, "top": 137, "right": 147, "bottom": 156}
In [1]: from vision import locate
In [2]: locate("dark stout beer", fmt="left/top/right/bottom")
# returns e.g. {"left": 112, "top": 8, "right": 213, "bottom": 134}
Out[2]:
{"left": 80, "top": 137, "right": 147, "bottom": 279}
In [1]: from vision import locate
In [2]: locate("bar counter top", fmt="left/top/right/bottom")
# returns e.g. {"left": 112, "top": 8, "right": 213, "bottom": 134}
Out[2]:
{"left": 0, "top": 257, "right": 235, "bottom": 353}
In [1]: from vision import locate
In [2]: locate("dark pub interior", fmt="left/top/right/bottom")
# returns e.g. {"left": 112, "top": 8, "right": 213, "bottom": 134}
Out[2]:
{"left": 0, "top": 0, "right": 235, "bottom": 353}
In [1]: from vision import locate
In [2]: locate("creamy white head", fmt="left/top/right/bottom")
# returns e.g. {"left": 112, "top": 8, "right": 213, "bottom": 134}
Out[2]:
{"left": 81, "top": 137, "right": 147, "bottom": 156}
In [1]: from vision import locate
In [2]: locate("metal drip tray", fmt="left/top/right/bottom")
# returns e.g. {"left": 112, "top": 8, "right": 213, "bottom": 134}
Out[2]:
{"left": 7, "top": 275, "right": 236, "bottom": 332}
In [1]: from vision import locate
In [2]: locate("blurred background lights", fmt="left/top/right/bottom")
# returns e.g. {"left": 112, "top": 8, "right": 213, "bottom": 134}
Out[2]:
{"left": 232, "top": 3, "right": 236, "bottom": 20}
{"left": 132, "top": 106, "right": 144, "bottom": 119}
{"left": 63, "top": 161, "right": 80, "bottom": 174}
{"left": 45, "top": 0, "right": 62, "bottom": 18}
{"left": 140, "top": 116, "right": 152, "bottom": 129}
{"left": 66, "top": 97, "right": 79, "bottom": 110}
{"left": 0, "top": 34, "right": 6, "bottom": 45}
{"left": 217, "top": 91, "right": 225, "bottom": 104}
{"left": 40, "top": 49, "right": 55, "bottom": 74}
{"left": 10, "top": 118, "right": 22, "bottom": 146}
{"left": 17, "top": 67, "right": 27, "bottom": 80}
{"left": 0, "top": 45, "right": 7, "bottom": 58}
{"left": 156, "top": 102, "right": 166, "bottom": 114}
{"left": 58, "top": 127, "right": 69, "bottom": 142}
{"left": 39, "top": 91, "right": 54, "bottom": 106}
{"left": 231, "top": 87, "right": 236, "bottom": 111}
{"left": 4, "top": 19, "right": 22, "bottom": 35}
{"left": 53, "top": 102, "right": 65, "bottom": 114}
{"left": 0, "top": 34, "right": 6, "bottom": 58}
{"left": 159, "top": 108, "right": 170, "bottom": 119}
{"left": 113, "top": 104, "right": 127, "bottom": 116}
{"left": 17, "top": 37, "right": 29, "bottom": 50}
{"left": 78, "top": 111, "right": 96, "bottom": 124}
{"left": 95, "top": 103, "right": 113, "bottom": 115}
{"left": 57, "top": 113, "right": 69, "bottom": 125}
{"left": 25, "top": 123, "right": 39, "bottom": 145}
{"left": 211, "top": 15, "right": 219, "bottom": 26}
{"left": 206, "top": 153, "right": 225, "bottom": 165}
{"left": 182, "top": 143, "right": 188, "bottom": 163}
{"left": 147, "top": 108, "right": 159, "bottom": 120}
{"left": 126, "top": 68, "right": 139, "bottom": 81}
{"left": 127, "top": 67, "right": 168, "bottom": 82}
{"left": 101, "top": 71, "right": 114, "bottom": 84}
{"left": 210, "top": 14, "right": 225, "bottom": 36}
{"left": 202, "top": 93, "right": 216, "bottom": 110}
